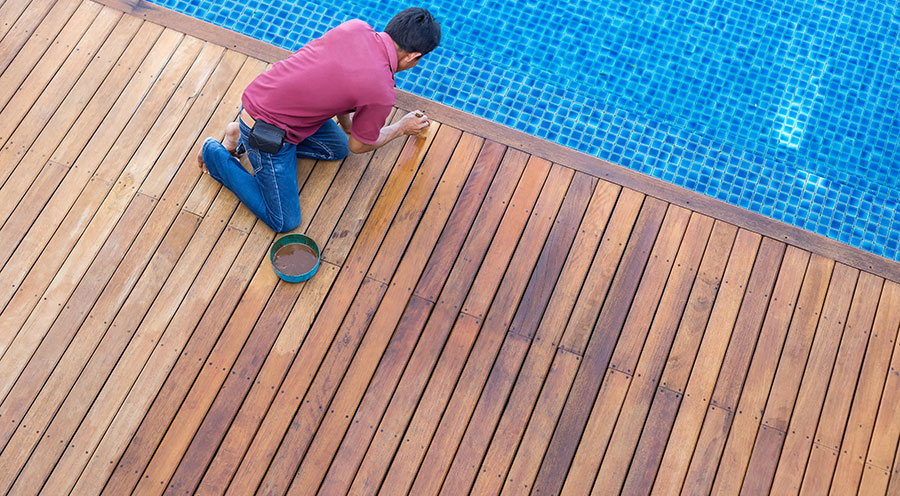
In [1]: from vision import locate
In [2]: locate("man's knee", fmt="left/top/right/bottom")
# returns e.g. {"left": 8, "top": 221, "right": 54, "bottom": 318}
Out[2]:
{"left": 333, "top": 140, "right": 350, "bottom": 160}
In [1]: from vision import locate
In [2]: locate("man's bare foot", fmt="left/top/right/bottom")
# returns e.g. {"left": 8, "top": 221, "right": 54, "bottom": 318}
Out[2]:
{"left": 223, "top": 122, "right": 240, "bottom": 155}
{"left": 197, "top": 144, "right": 208, "bottom": 173}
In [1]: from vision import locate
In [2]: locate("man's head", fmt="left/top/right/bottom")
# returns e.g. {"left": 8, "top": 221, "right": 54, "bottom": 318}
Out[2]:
{"left": 385, "top": 8, "right": 441, "bottom": 71}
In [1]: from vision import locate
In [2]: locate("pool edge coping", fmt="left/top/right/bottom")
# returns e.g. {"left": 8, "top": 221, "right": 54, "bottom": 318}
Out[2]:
{"left": 96, "top": 0, "right": 900, "bottom": 283}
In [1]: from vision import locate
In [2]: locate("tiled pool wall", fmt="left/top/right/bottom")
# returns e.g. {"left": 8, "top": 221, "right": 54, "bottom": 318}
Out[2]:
{"left": 152, "top": 0, "right": 900, "bottom": 261}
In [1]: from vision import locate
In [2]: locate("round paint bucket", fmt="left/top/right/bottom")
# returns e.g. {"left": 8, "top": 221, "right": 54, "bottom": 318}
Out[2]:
{"left": 269, "top": 234, "right": 320, "bottom": 282}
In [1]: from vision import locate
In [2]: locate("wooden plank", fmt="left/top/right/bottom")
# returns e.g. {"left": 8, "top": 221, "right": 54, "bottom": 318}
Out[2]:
{"left": 739, "top": 258, "right": 849, "bottom": 494}
{"left": 315, "top": 145, "right": 522, "bottom": 496}
{"left": 557, "top": 205, "right": 694, "bottom": 495}
{"left": 0, "top": 0, "right": 80, "bottom": 111}
{"left": 0, "top": 19, "right": 162, "bottom": 228}
{"left": 286, "top": 132, "right": 487, "bottom": 493}
{"left": 799, "top": 273, "right": 882, "bottom": 495}
{"left": 71, "top": 199, "right": 258, "bottom": 495}
{"left": 0, "top": 7, "right": 136, "bottom": 222}
{"left": 0, "top": 13, "right": 146, "bottom": 392}
{"left": 429, "top": 171, "right": 595, "bottom": 495}
{"left": 530, "top": 196, "right": 668, "bottom": 496}
{"left": 180, "top": 127, "right": 458, "bottom": 496}
{"left": 225, "top": 121, "right": 439, "bottom": 496}
{"left": 380, "top": 163, "right": 573, "bottom": 496}
{"left": 0, "top": 46, "right": 239, "bottom": 406}
{"left": 0, "top": 27, "right": 181, "bottom": 271}
{"left": 708, "top": 246, "right": 811, "bottom": 494}
{"left": 679, "top": 238, "right": 787, "bottom": 495}
{"left": 0, "top": 2, "right": 106, "bottom": 154}
{"left": 829, "top": 281, "right": 900, "bottom": 495}
{"left": 105, "top": 123, "right": 349, "bottom": 494}
{"left": 858, "top": 303, "right": 900, "bottom": 495}
{"left": 649, "top": 229, "right": 763, "bottom": 495}
{"left": 0, "top": 0, "right": 65, "bottom": 77}
{"left": 461, "top": 179, "right": 620, "bottom": 496}
{"left": 0, "top": 31, "right": 198, "bottom": 329}
{"left": 562, "top": 213, "right": 715, "bottom": 494}
{"left": 0, "top": 209, "right": 200, "bottom": 495}
{"left": 348, "top": 152, "right": 544, "bottom": 495}
{"left": 770, "top": 264, "right": 862, "bottom": 494}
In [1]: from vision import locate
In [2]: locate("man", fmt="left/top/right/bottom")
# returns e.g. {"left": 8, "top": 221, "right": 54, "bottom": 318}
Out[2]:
{"left": 199, "top": 8, "right": 441, "bottom": 232}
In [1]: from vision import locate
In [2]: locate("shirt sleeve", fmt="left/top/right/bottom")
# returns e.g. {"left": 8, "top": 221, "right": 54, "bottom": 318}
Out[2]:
{"left": 350, "top": 103, "right": 392, "bottom": 145}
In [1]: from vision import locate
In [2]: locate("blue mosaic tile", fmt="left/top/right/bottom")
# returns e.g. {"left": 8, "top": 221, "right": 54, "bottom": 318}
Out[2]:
{"left": 149, "top": 0, "right": 900, "bottom": 263}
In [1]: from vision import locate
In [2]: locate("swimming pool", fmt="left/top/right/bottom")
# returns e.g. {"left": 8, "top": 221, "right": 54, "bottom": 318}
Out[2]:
{"left": 152, "top": 0, "right": 900, "bottom": 261}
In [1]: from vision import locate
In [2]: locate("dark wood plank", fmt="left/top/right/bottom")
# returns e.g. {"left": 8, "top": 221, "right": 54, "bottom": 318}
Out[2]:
{"left": 531, "top": 196, "right": 669, "bottom": 496}
{"left": 798, "top": 272, "right": 882, "bottom": 495}
{"left": 381, "top": 163, "right": 574, "bottom": 496}
{"left": 349, "top": 153, "right": 547, "bottom": 495}
{"left": 857, "top": 303, "right": 900, "bottom": 495}
{"left": 770, "top": 264, "right": 861, "bottom": 494}
{"left": 739, "top": 259, "right": 851, "bottom": 495}
{"left": 829, "top": 281, "right": 900, "bottom": 495}
{"left": 314, "top": 145, "right": 523, "bottom": 496}
{"left": 680, "top": 238, "right": 787, "bottom": 495}
{"left": 288, "top": 132, "right": 487, "bottom": 492}
{"left": 649, "top": 229, "right": 763, "bottom": 494}
{"left": 567, "top": 212, "right": 716, "bottom": 494}
{"left": 434, "top": 172, "right": 596, "bottom": 495}
{"left": 710, "top": 246, "right": 812, "bottom": 494}
{"left": 558, "top": 205, "right": 693, "bottom": 495}
{"left": 253, "top": 127, "right": 464, "bottom": 494}
{"left": 462, "top": 179, "right": 620, "bottom": 496}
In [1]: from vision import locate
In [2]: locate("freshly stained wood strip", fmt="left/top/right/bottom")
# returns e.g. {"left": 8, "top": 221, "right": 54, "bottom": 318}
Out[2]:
{"left": 349, "top": 153, "right": 546, "bottom": 495}
{"left": 829, "top": 281, "right": 900, "bottom": 495}
{"left": 710, "top": 246, "right": 812, "bottom": 494}
{"left": 287, "top": 132, "right": 485, "bottom": 493}
{"left": 382, "top": 163, "right": 573, "bottom": 496}
{"left": 770, "top": 264, "right": 861, "bottom": 494}
{"left": 532, "top": 196, "right": 668, "bottom": 496}
{"left": 739, "top": 258, "right": 849, "bottom": 494}
{"left": 564, "top": 212, "right": 713, "bottom": 495}
{"left": 556, "top": 204, "right": 695, "bottom": 495}
{"left": 464, "top": 179, "right": 620, "bottom": 496}
{"left": 431, "top": 171, "right": 595, "bottom": 496}
{"left": 798, "top": 272, "right": 882, "bottom": 495}
{"left": 314, "top": 144, "right": 519, "bottom": 496}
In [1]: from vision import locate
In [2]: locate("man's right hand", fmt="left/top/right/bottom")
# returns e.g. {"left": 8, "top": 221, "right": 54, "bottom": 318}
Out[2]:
{"left": 400, "top": 110, "right": 430, "bottom": 135}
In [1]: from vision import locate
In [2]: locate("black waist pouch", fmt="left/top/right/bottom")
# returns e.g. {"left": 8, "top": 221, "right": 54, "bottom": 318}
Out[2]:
{"left": 248, "top": 119, "right": 286, "bottom": 154}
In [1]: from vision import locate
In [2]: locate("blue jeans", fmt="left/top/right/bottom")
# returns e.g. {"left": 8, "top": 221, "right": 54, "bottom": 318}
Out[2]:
{"left": 202, "top": 118, "right": 349, "bottom": 232}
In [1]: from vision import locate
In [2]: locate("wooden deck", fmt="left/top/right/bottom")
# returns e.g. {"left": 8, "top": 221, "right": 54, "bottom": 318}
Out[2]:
{"left": 1, "top": 1, "right": 899, "bottom": 495}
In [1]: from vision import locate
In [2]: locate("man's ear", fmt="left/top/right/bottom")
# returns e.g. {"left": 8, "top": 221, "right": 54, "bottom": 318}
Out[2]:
{"left": 404, "top": 52, "right": 423, "bottom": 63}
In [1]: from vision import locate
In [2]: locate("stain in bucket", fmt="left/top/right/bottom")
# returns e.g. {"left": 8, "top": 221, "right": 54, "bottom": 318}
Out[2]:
{"left": 273, "top": 243, "right": 318, "bottom": 276}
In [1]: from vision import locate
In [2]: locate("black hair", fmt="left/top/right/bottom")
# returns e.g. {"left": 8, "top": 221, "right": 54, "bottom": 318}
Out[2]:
{"left": 385, "top": 8, "right": 441, "bottom": 56}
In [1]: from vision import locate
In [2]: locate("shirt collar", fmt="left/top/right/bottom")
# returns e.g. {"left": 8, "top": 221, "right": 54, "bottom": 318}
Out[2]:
{"left": 377, "top": 31, "right": 399, "bottom": 76}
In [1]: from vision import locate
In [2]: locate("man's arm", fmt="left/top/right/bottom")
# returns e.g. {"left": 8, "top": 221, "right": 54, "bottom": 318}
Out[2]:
{"left": 347, "top": 110, "right": 430, "bottom": 154}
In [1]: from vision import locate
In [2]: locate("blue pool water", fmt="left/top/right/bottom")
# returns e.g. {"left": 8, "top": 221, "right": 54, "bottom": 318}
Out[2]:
{"left": 153, "top": 0, "right": 900, "bottom": 261}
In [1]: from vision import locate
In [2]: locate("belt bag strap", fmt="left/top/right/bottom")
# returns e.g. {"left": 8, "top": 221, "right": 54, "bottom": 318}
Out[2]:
{"left": 248, "top": 119, "right": 286, "bottom": 154}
